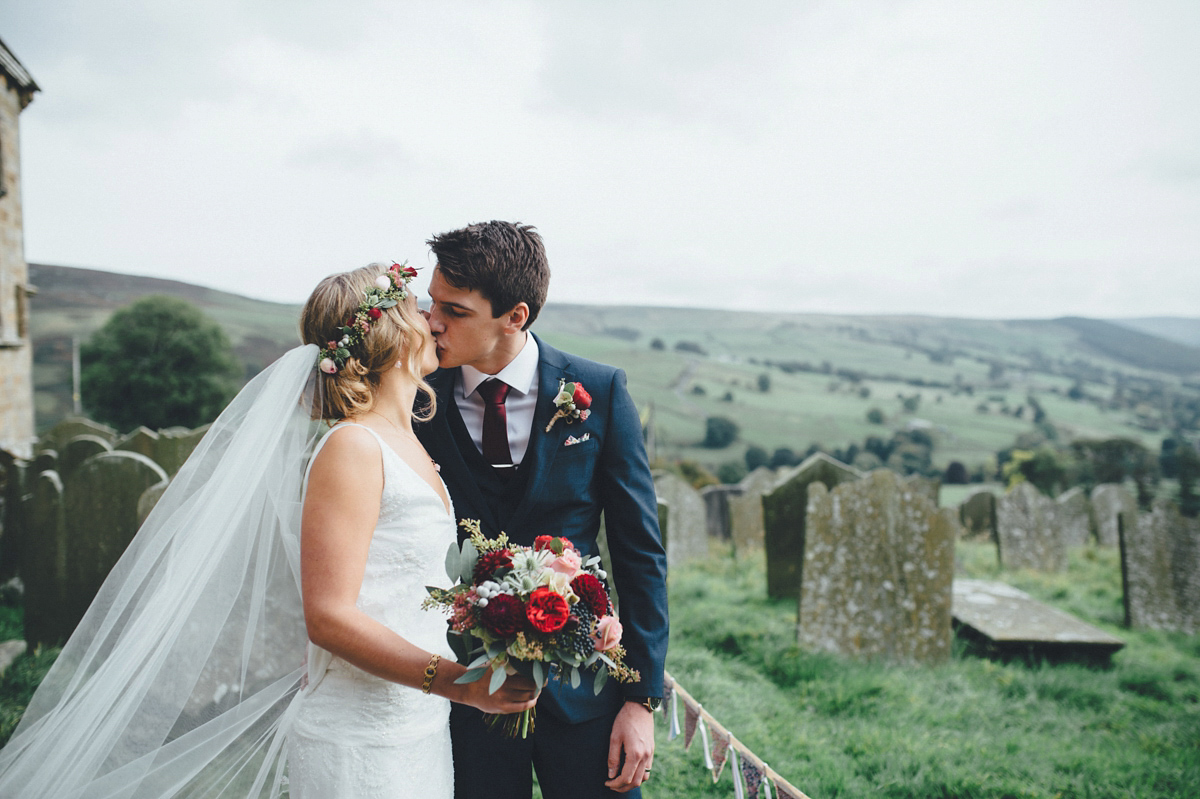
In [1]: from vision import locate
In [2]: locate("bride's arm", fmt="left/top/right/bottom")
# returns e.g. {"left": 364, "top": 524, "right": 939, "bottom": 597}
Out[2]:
{"left": 301, "top": 425, "right": 537, "bottom": 713}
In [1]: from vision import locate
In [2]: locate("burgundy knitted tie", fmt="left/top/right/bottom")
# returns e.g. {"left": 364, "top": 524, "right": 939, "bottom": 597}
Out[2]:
{"left": 477, "top": 378, "right": 512, "bottom": 466}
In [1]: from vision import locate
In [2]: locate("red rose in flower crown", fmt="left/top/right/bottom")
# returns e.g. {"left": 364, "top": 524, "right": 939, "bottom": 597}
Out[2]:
{"left": 525, "top": 586, "right": 570, "bottom": 633}
{"left": 545, "top": 379, "right": 593, "bottom": 432}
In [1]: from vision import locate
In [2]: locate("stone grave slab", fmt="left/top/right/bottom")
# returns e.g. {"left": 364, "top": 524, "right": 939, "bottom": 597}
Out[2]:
{"left": 1119, "top": 500, "right": 1200, "bottom": 633}
{"left": 39, "top": 418, "right": 117, "bottom": 451}
{"left": 996, "top": 482, "right": 1066, "bottom": 572}
{"left": 959, "top": 489, "right": 997, "bottom": 540}
{"left": 1092, "top": 483, "right": 1135, "bottom": 548}
{"left": 953, "top": 578, "right": 1125, "bottom": 661}
{"left": 1054, "top": 487, "right": 1093, "bottom": 548}
{"left": 700, "top": 484, "right": 738, "bottom": 540}
{"left": 24, "top": 471, "right": 70, "bottom": 647}
{"left": 0, "top": 451, "right": 30, "bottom": 581}
{"left": 653, "top": 471, "right": 707, "bottom": 567}
{"left": 763, "top": 453, "right": 861, "bottom": 599}
{"left": 729, "top": 467, "right": 776, "bottom": 553}
{"left": 59, "top": 434, "right": 113, "bottom": 478}
{"left": 800, "top": 470, "right": 956, "bottom": 665}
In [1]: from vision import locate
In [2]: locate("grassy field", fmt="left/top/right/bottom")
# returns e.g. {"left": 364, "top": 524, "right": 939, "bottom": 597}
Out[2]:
{"left": 4, "top": 539, "right": 1197, "bottom": 797}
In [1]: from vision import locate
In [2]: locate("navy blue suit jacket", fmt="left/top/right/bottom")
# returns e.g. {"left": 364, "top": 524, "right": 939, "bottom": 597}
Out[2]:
{"left": 416, "top": 334, "right": 668, "bottom": 724}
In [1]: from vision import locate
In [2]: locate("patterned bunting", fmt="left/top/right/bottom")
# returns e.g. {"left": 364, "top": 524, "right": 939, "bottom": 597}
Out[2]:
{"left": 741, "top": 754, "right": 764, "bottom": 799}
{"left": 683, "top": 699, "right": 701, "bottom": 750}
{"left": 773, "top": 778, "right": 805, "bottom": 799}
{"left": 710, "top": 726, "right": 732, "bottom": 783}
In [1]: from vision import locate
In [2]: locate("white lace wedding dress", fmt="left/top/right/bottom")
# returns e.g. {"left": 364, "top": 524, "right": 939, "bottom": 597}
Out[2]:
{"left": 288, "top": 423, "right": 457, "bottom": 799}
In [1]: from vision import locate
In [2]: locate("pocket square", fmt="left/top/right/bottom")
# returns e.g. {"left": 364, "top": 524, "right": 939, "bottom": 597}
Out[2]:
{"left": 563, "top": 433, "right": 591, "bottom": 447}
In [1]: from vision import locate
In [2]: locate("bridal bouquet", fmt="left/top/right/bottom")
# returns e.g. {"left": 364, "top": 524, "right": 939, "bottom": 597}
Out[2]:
{"left": 424, "top": 520, "right": 640, "bottom": 737}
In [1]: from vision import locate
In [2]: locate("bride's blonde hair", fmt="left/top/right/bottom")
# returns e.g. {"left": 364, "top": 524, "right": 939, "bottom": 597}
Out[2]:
{"left": 301, "top": 263, "right": 436, "bottom": 422}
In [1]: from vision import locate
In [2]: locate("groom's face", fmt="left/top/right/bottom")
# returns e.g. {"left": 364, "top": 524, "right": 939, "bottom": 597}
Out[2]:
{"left": 427, "top": 268, "right": 511, "bottom": 371}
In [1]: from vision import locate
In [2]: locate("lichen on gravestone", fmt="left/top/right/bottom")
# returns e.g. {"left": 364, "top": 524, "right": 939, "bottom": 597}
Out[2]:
{"left": 996, "top": 482, "right": 1066, "bottom": 572}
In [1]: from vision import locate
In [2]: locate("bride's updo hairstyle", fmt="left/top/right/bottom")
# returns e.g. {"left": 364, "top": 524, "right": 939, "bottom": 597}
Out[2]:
{"left": 301, "top": 263, "right": 436, "bottom": 422}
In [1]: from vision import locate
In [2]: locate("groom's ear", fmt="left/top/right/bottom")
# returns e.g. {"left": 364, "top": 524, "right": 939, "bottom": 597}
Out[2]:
{"left": 500, "top": 302, "right": 530, "bottom": 333}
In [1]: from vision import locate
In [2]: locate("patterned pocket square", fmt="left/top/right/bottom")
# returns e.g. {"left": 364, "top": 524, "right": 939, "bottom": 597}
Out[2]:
{"left": 563, "top": 433, "right": 591, "bottom": 447}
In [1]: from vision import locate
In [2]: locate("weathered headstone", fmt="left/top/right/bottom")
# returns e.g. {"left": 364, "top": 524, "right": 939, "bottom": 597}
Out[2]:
{"left": 153, "top": 425, "right": 210, "bottom": 475}
{"left": 39, "top": 417, "right": 117, "bottom": 452}
{"left": 61, "top": 452, "right": 168, "bottom": 643}
{"left": 762, "top": 453, "right": 861, "bottom": 599}
{"left": 0, "top": 639, "right": 26, "bottom": 677}
{"left": 1092, "top": 483, "right": 1136, "bottom": 548}
{"left": 32, "top": 449, "right": 57, "bottom": 478}
{"left": 0, "top": 451, "right": 30, "bottom": 581}
{"left": 959, "top": 489, "right": 997, "bottom": 540}
{"left": 996, "top": 482, "right": 1066, "bottom": 572}
{"left": 653, "top": 472, "right": 707, "bottom": 567}
{"left": 952, "top": 578, "right": 1125, "bottom": 661}
{"left": 59, "top": 435, "right": 113, "bottom": 478}
{"left": 729, "top": 467, "right": 775, "bottom": 553}
{"left": 137, "top": 479, "right": 171, "bottom": 527}
{"left": 1054, "top": 487, "right": 1093, "bottom": 548}
{"left": 700, "top": 484, "right": 738, "bottom": 541}
{"left": 24, "top": 471, "right": 71, "bottom": 647}
{"left": 1119, "top": 500, "right": 1200, "bottom": 633}
{"left": 114, "top": 426, "right": 160, "bottom": 462}
{"left": 799, "top": 470, "right": 956, "bottom": 664}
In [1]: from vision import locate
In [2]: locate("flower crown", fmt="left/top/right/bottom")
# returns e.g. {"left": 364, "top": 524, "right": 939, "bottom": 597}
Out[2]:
{"left": 318, "top": 262, "right": 419, "bottom": 375}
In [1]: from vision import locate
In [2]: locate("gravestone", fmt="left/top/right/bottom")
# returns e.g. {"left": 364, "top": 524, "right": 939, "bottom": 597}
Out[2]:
{"left": 39, "top": 418, "right": 117, "bottom": 451}
{"left": 32, "top": 449, "right": 57, "bottom": 478}
{"left": 653, "top": 472, "right": 707, "bottom": 567}
{"left": 952, "top": 578, "right": 1124, "bottom": 661}
{"left": 153, "top": 425, "right": 210, "bottom": 475}
{"left": 799, "top": 470, "right": 956, "bottom": 664}
{"left": 24, "top": 471, "right": 71, "bottom": 647}
{"left": 700, "top": 484, "right": 738, "bottom": 540}
{"left": 959, "top": 490, "right": 997, "bottom": 540}
{"left": 1054, "top": 487, "right": 1093, "bottom": 548}
{"left": 138, "top": 479, "right": 171, "bottom": 526}
{"left": 762, "top": 453, "right": 861, "bottom": 599}
{"left": 729, "top": 467, "right": 776, "bottom": 553}
{"left": 59, "top": 435, "right": 113, "bottom": 478}
{"left": 61, "top": 452, "right": 168, "bottom": 642}
{"left": 115, "top": 426, "right": 160, "bottom": 462}
{"left": 0, "top": 451, "right": 30, "bottom": 581}
{"left": 1119, "top": 500, "right": 1200, "bottom": 633}
{"left": 996, "top": 482, "right": 1066, "bottom": 572}
{"left": 1092, "top": 483, "right": 1136, "bottom": 548}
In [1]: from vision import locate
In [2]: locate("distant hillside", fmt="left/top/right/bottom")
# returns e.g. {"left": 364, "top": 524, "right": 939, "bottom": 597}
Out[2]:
{"left": 27, "top": 264, "right": 1199, "bottom": 472}
{"left": 1113, "top": 317, "right": 1200, "bottom": 349}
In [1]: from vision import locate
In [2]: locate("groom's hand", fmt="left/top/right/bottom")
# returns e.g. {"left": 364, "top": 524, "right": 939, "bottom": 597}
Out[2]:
{"left": 605, "top": 701, "right": 655, "bottom": 792}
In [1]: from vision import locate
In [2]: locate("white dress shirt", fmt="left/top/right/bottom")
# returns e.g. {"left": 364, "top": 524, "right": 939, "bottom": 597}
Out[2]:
{"left": 455, "top": 334, "right": 541, "bottom": 466}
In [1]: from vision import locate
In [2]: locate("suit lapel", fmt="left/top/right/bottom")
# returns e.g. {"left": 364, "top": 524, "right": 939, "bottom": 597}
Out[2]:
{"left": 426, "top": 368, "right": 500, "bottom": 535}
{"left": 507, "top": 336, "right": 572, "bottom": 534}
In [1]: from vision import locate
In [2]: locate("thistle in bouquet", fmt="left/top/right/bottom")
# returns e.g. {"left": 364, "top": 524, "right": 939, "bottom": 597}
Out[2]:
{"left": 424, "top": 520, "right": 640, "bottom": 738}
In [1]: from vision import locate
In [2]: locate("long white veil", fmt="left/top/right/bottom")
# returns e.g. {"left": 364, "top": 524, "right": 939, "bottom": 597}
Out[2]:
{"left": 0, "top": 344, "right": 325, "bottom": 798}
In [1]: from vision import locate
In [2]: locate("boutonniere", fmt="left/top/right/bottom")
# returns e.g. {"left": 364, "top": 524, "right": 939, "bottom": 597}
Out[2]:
{"left": 545, "top": 379, "right": 592, "bottom": 432}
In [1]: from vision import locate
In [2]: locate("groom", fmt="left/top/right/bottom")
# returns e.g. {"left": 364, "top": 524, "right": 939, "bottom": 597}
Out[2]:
{"left": 416, "top": 221, "right": 668, "bottom": 798}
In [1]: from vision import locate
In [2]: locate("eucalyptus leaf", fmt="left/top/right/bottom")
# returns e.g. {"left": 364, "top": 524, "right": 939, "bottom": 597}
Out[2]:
{"left": 467, "top": 654, "right": 492, "bottom": 670}
{"left": 447, "top": 631, "right": 468, "bottom": 662}
{"left": 378, "top": 299, "right": 398, "bottom": 309}
{"left": 593, "top": 664, "right": 609, "bottom": 695}
{"left": 444, "top": 542, "right": 461, "bottom": 583}
{"left": 455, "top": 667, "right": 487, "bottom": 684}
{"left": 459, "top": 540, "right": 479, "bottom": 584}
{"left": 570, "top": 666, "right": 581, "bottom": 689}
{"left": 488, "top": 664, "right": 507, "bottom": 695}
{"left": 532, "top": 660, "right": 544, "bottom": 688}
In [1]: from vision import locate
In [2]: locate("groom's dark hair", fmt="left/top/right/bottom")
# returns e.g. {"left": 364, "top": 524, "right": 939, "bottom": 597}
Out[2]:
{"left": 427, "top": 220, "right": 549, "bottom": 330}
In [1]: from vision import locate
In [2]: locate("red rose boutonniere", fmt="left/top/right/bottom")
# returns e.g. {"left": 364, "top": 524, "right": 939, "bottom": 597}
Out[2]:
{"left": 545, "top": 379, "right": 592, "bottom": 432}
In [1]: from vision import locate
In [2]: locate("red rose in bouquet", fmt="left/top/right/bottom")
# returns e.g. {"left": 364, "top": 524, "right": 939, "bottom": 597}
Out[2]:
{"left": 525, "top": 586, "right": 570, "bottom": 633}
{"left": 571, "top": 573, "right": 610, "bottom": 618}
{"left": 480, "top": 593, "right": 525, "bottom": 637}
{"left": 474, "top": 548, "right": 513, "bottom": 582}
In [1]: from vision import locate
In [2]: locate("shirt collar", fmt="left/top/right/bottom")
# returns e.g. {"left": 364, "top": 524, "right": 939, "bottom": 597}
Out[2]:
{"left": 459, "top": 334, "right": 540, "bottom": 398}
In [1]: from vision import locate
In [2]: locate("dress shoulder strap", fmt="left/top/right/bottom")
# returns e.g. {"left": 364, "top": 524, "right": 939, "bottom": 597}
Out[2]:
{"left": 303, "top": 422, "right": 387, "bottom": 492}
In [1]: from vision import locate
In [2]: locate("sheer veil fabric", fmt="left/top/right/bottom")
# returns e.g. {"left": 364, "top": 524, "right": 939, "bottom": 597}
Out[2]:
{"left": 0, "top": 344, "right": 329, "bottom": 798}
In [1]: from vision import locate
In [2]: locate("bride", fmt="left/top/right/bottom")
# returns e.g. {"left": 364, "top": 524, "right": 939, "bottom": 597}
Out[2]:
{"left": 0, "top": 262, "right": 537, "bottom": 798}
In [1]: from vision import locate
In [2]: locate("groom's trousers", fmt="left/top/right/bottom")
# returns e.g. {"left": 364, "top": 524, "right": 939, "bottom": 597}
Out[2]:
{"left": 450, "top": 702, "right": 641, "bottom": 799}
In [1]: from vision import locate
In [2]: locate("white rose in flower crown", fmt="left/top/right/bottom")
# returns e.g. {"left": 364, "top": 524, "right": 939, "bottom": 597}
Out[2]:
{"left": 374, "top": 275, "right": 392, "bottom": 290}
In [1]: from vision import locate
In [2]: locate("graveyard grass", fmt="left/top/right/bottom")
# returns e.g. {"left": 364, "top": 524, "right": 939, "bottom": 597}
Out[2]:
{"left": 2, "top": 545, "right": 1198, "bottom": 798}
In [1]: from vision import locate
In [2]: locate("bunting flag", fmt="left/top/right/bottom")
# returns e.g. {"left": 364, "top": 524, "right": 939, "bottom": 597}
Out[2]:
{"left": 662, "top": 676, "right": 674, "bottom": 712}
{"left": 773, "top": 778, "right": 805, "bottom": 799}
{"left": 731, "top": 747, "right": 746, "bottom": 799}
{"left": 710, "top": 726, "right": 732, "bottom": 783}
{"left": 683, "top": 699, "right": 701, "bottom": 750}
{"left": 741, "top": 753, "right": 764, "bottom": 799}
{"left": 667, "top": 684, "right": 681, "bottom": 741}
{"left": 698, "top": 717, "right": 714, "bottom": 770}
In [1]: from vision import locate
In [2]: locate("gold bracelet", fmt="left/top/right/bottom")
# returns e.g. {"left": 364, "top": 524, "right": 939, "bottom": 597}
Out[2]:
{"left": 421, "top": 654, "right": 441, "bottom": 694}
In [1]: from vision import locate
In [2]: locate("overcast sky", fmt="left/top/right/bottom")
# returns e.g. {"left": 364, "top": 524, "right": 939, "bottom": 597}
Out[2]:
{"left": 3, "top": 1, "right": 1198, "bottom": 318}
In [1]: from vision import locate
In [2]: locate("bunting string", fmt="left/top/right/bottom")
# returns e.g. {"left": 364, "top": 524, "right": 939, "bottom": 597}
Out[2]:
{"left": 658, "top": 670, "right": 813, "bottom": 799}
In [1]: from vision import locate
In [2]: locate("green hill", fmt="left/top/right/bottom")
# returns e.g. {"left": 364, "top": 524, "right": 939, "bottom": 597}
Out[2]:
{"left": 29, "top": 264, "right": 1200, "bottom": 472}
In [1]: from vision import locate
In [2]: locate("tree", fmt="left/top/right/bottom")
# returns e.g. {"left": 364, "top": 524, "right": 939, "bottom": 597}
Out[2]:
{"left": 757, "top": 373, "right": 771, "bottom": 393}
{"left": 944, "top": 461, "right": 969, "bottom": 484}
{"left": 81, "top": 295, "right": 241, "bottom": 431}
{"left": 717, "top": 461, "right": 748, "bottom": 485}
{"left": 866, "top": 408, "right": 885, "bottom": 425}
{"left": 701, "top": 416, "right": 739, "bottom": 448}
{"left": 650, "top": 338, "right": 665, "bottom": 350}
{"left": 744, "top": 445, "right": 768, "bottom": 471}
{"left": 770, "top": 447, "right": 798, "bottom": 469}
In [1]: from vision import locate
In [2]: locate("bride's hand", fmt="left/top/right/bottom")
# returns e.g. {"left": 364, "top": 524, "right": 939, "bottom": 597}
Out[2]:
{"left": 451, "top": 669, "right": 540, "bottom": 715}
